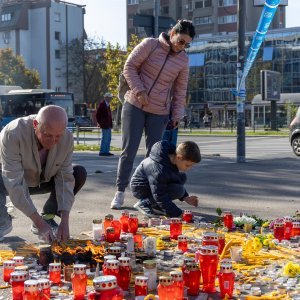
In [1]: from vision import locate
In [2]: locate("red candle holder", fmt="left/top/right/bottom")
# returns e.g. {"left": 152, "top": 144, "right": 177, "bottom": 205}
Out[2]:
{"left": 223, "top": 211, "right": 233, "bottom": 230}
{"left": 186, "top": 261, "right": 201, "bottom": 296}
{"left": 177, "top": 235, "right": 188, "bottom": 252}
{"left": 103, "top": 259, "right": 119, "bottom": 280}
{"left": 199, "top": 245, "right": 219, "bottom": 293}
{"left": 103, "top": 214, "right": 113, "bottom": 236}
{"left": 157, "top": 276, "right": 174, "bottom": 300}
{"left": 12, "top": 256, "right": 24, "bottom": 267}
{"left": 182, "top": 210, "right": 193, "bottom": 223}
{"left": 181, "top": 257, "right": 195, "bottom": 286}
{"left": 134, "top": 234, "right": 143, "bottom": 250}
{"left": 170, "top": 271, "right": 184, "bottom": 300}
{"left": 135, "top": 276, "right": 148, "bottom": 296}
{"left": 10, "top": 271, "right": 28, "bottom": 300}
{"left": 38, "top": 278, "right": 51, "bottom": 300}
{"left": 102, "top": 255, "right": 116, "bottom": 273}
{"left": 120, "top": 210, "right": 129, "bottom": 233}
{"left": 71, "top": 264, "right": 87, "bottom": 300}
{"left": 128, "top": 213, "right": 139, "bottom": 234}
{"left": 49, "top": 262, "right": 61, "bottom": 284}
{"left": 218, "top": 233, "right": 226, "bottom": 255}
{"left": 106, "top": 227, "right": 116, "bottom": 243}
{"left": 273, "top": 222, "right": 284, "bottom": 241}
{"left": 170, "top": 218, "right": 182, "bottom": 240}
{"left": 202, "top": 231, "right": 219, "bottom": 247}
{"left": 111, "top": 220, "right": 122, "bottom": 241}
{"left": 23, "top": 279, "right": 39, "bottom": 300}
{"left": 291, "top": 221, "right": 300, "bottom": 237}
{"left": 3, "top": 260, "right": 15, "bottom": 283}
{"left": 118, "top": 257, "right": 131, "bottom": 291}
{"left": 91, "top": 275, "right": 124, "bottom": 299}
{"left": 218, "top": 261, "right": 235, "bottom": 299}
{"left": 284, "top": 216, "right": 293, "bottom": 240}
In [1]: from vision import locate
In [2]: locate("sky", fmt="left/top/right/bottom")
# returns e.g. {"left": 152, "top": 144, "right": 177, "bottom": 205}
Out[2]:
{"left": 70, "top": 0, "right": 300, "bottom": 48}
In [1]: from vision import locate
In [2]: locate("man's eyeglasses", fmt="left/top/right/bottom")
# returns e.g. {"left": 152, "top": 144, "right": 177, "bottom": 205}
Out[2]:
{"left": 177, "top": 38, "right": 191, "bottom": 49}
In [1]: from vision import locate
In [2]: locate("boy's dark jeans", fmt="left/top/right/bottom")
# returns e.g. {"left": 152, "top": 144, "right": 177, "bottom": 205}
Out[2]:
{"left": 132, "top": 173, "right": 187, "bottom": 207}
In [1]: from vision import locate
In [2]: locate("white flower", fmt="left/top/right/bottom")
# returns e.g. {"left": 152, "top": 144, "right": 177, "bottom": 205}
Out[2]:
{"left": 234, "top": 215, "right": 257, "bottom": 226}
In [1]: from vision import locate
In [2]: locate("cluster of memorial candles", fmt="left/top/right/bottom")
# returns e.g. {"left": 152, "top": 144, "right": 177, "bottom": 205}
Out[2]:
{"left": 3, "top": 210, "right": 299, "bottom": 299}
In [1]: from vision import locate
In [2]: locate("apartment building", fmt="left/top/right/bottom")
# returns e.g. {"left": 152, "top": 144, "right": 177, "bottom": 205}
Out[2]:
{"left": 0, "top": 0, "right": 85, "bottom": 101}
{"left": 127, "top": 0, "right": 286, "bottom": 41}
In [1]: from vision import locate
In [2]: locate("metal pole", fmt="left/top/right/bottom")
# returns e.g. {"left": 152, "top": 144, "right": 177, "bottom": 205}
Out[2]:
{"left": 236, "top": 0, "right": 246, "bottom": 163}
{"left": 154, "top": 0, "right": 160, "bottom": 37}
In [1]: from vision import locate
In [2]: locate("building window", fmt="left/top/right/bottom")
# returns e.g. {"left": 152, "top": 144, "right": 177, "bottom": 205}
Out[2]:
{"left": 128, "top": 0, "right": 139, "bottom": 4}
{"left": 55, "top": 50, "right": 61, "bottom": 59}
{"left": 54, "top": 12, "right": 61, "bottom": 22}
{"left": 1, "top": 13, "right": 12, "bottom": 22}
{"left": 55, "top": 31, "right": 61, "bottom": 41}
{"left": 194, "top": 16, "right": 213, "bottom": 25}
{"left": 161, "top": 6, "right": 169, "bottom": 14}
{"left": 195, "top": 0, "right": 212, "bottom": 9}
{"left": 188, "top": 1, "right": 193, "bottom": 11}
{"left": 55, "top": 68, "right": 61, "bottom": 77}
{"left": 218, "top": 14, "right": 237, "bottom": 24}
{"left": 55, "top": 87, "right": 61, "bottom": 92}
{"left": 218, "top": 0, "right": 237, "bottom": 7}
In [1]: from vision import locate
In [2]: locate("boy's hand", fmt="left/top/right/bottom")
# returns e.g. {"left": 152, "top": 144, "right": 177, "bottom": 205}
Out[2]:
{"left": 183, "top": 196, "right": 198, "bottom": 207}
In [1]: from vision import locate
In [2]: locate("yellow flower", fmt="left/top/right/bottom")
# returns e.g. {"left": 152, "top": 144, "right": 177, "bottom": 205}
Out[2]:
{"left": 266, "top": 233, "right": 274, "bottom": 239}
{"left": 283, "top": 262, "right": 300, "bottom": 277}
{"left": 262, "top": 221, "right": 270, "bottom": 228}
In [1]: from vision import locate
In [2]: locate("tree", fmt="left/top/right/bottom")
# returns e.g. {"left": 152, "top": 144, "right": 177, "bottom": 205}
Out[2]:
{"left": 64, "top": 37, "right": 109, "bottom": 107}
{"left": 102, "top": 34, "right": 142, "bottom": 110}
{"left": 0, "top": 48, "right": 41, "bottom": 88}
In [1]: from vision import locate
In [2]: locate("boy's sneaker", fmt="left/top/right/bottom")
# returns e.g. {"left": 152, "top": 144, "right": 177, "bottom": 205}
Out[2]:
{"left": 0, "top": 215, "right": 13, "bottom": 242}
{"left": 133, "top": 199, "right": 158, "bottom": 218}
{"left": 110, "top": 191, "right": 125, "bottom": 209}
{"left": 152, "top": 205, "right": 167, "bottom": 216}
{"left": 31, "top": 215, "right": 59, "bottom": 235}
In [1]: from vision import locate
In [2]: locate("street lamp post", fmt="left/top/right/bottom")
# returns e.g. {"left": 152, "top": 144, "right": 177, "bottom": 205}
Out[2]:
{"left": 236, "top": 0, "right": 246, "bottom": 163}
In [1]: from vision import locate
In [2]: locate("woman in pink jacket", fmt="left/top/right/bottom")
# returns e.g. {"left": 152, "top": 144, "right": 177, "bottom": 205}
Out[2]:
{"left": 111, "top": 19, "right": 195, "bottom": 210}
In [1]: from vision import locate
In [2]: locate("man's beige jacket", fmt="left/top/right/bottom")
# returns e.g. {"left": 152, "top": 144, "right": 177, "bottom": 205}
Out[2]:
{"left": 0, "top": 115, "right": 75, "bottom": 217}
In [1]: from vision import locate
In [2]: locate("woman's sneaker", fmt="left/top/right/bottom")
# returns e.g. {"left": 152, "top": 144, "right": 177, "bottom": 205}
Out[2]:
{"left": 110, "top": 191, "right": 125, "bottom": 209}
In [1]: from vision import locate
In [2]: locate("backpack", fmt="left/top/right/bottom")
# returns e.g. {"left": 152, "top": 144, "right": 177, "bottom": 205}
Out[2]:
{"left": 117, "top": 39, "right": 160, "bottom": 104}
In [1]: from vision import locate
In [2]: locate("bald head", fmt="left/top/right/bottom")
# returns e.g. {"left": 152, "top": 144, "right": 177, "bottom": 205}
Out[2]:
{"left": 34, "top": 105, "right": 68, "bottom": 149}
{"left": 36, "top": 105, "right": 68, "bottom": 128}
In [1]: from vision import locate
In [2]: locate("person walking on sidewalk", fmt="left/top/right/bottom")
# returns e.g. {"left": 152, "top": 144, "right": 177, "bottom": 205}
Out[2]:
{"left": 0, "top": 105, "right": 87, "bottom": 242}
{"left": 111, "top": 19, "right": 195, "bottom": 209}
{"left": 96, "top": 92, "right": 114, "bottom": 156}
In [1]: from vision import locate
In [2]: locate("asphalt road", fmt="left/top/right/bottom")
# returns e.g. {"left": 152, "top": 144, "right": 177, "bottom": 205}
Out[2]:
{"left": 1, "top": 135, "right": 299, "bottom": 247}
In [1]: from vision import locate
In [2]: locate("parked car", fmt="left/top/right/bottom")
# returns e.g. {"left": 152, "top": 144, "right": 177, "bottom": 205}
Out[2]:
{"left": 289, "top": 107, "right": 300, "bottom": 156}
{"left": 69, "top": 115, "right": 94, "bottom": 131}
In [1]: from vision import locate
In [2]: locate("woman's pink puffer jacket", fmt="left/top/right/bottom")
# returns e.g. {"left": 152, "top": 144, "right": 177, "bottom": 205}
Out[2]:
{"left": 123, "top": 33, "right": 189, "bottom": 120}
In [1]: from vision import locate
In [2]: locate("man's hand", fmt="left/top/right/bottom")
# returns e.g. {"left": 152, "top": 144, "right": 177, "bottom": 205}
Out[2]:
{"left": 183, "top": 196, "right": 199, "bottom": 207}
{"left": 136, "top": 91, "right": 149, "bottom": 106}
{"left": 30, "top": 212, "right": 55, "bottom": 243}
{"left": 56, "top": 211, "right": 70, "bottom": 242}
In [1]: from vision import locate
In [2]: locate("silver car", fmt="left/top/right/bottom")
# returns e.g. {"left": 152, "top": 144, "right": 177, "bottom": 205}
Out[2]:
{"left": 289, "top": 107, "right": 300, "bottom": 156}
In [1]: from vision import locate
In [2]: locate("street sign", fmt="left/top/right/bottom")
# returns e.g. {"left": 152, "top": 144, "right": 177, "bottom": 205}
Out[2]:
{"left": 260, "top": 70, "right": 281, "bottom": 101}
{"left": 132, "top": 14, "right": 175, "bottom": 37}
{"left": 253, "top": 0, "right": 288, "bottom": 6}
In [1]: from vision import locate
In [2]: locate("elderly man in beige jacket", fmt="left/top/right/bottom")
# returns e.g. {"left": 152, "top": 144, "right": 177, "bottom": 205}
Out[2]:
{"left": 0, "top": 105, "right": 86, "bottom": 242}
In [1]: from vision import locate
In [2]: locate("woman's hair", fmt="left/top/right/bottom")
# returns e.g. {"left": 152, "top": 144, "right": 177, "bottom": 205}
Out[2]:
{"left": 169, "top": 19, "right": 196, "bottom": 39}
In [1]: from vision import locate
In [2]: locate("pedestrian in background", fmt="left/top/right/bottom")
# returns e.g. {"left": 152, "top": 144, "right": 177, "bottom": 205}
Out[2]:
{"left": 96, "top": 92, "right": 114, "bottom": 156}
{"left": 111, "top": 19, "right": 195, "bottom": 209}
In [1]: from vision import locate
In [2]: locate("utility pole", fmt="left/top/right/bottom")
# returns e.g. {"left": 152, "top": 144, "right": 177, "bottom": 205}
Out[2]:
{"left": 154, "top": 0, "right": 160, "bottom": 37}
{"left": 236, "top": 0, "right": 246, "bottom": 163}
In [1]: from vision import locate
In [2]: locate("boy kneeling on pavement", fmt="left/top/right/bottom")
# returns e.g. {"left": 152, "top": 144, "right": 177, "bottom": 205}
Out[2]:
{"left": 131, "top": 140, "right": 201, "bottom": 218}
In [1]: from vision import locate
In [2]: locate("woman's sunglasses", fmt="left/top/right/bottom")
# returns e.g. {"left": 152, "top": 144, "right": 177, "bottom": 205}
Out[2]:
{"left": 177, "top": 38, "right": 191, "bottom": 49}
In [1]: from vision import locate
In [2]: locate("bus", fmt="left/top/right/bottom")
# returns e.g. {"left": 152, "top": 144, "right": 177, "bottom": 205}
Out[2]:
{"left": 0, "top": 89, "right": 74, "bottom": 127}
